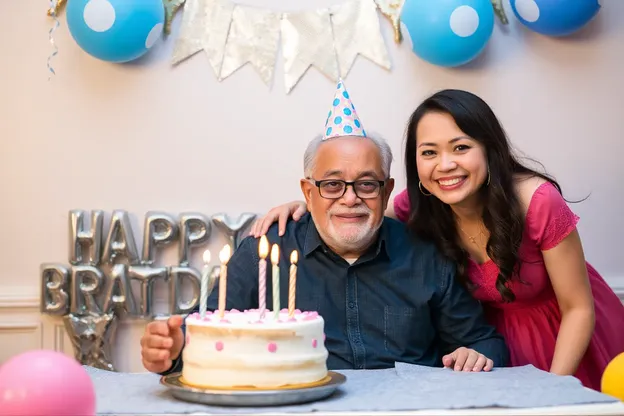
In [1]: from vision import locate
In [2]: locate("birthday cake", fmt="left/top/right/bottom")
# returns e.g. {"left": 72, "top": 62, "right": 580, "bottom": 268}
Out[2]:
{"left": 181, "top": 308, "right": 329, "bottom": 389}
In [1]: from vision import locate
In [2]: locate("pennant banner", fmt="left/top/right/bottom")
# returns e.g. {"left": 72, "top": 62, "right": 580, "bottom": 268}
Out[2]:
{"left": 171, "top": 0, "right": 391, "bottom": 93}
{"left": 281, "top": 9, "right": 338, "bottom": 94}
{"left": 331, "top": 0, "right": 391, "bottom": 79}
{"left": 376, "top": 0, "right": 405, "bottom": 43}
{"left": 220, "top": 5, "right": 281, "bottom": 86}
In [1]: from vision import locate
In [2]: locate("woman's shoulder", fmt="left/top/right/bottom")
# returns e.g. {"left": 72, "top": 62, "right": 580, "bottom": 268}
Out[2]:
{"left": 513, "top": 174, "right": 553, "bottom": 215}
{"left": 513, "top": 174, "right": 580, "bottom": 250}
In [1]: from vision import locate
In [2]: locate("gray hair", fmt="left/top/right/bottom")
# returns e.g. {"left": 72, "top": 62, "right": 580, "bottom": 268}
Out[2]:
{"left": 303, "top": 132, "right": 394, "bottom": 178}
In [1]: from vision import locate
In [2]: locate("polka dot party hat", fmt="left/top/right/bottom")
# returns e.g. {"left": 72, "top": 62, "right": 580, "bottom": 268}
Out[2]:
{"left": 323, "top": 79, "right": 366, "bottom": 140}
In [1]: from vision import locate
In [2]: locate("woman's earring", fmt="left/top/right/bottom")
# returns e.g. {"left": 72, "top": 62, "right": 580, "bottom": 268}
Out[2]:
{"left": 419, "top": 181, "right": 432, "bottom": 196}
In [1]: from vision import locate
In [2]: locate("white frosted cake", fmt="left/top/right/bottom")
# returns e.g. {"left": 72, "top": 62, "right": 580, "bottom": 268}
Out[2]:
{"left": 182, "top": 308, "right": 329, "bottom": 389}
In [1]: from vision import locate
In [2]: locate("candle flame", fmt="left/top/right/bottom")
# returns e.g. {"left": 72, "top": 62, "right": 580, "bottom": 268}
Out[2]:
{"left": 290, "top": 250, "right": 298, "bottom": 264}
{"left": 259, "top": 235, "right": 269, "bottom": 259}
{"left": 270, "top": 244, "right": 279, "bottom": 264}
{"left": 202, "top": 249, "right": 211, "bottom": 264}
{"left": 219, "top": 244, "right": 231, "bottom": 264}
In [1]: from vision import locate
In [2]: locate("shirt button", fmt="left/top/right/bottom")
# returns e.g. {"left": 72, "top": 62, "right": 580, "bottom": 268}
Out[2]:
{"left": 348, "top": 302, "right": 355, "bottom": 308}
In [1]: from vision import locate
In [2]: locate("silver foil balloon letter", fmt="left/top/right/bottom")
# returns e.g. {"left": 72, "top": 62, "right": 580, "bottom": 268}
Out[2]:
{"left": 168, "top": 266, "right": 200, "bottom": 315}
{"left": 102, "top": 210, "right": 140, "bottom": 265}
{"left": 211, "top": 212, "right": 256, "bottom": 249}
{"left": 178, "top": 213, "right": 211, "bottom": 266}
{"left": 63, "top": 312, "right": 118, "bottom": 372}
{"left": 40, "top": 263, "right": 70, "bottom": 315}
{"left": 141, "top": 211, "right": 178, "bottom": 266}
{"left": 101, "top": 264, "right": 138, "bottom": 316}
{"left": 69, "top": 210, "right": 103, "bottom": 265}
{"left": 129, "top": 265, "right": 168, "bottom": 318}
{"left": 70, "top": 265, "right": 105, "bottom": 315}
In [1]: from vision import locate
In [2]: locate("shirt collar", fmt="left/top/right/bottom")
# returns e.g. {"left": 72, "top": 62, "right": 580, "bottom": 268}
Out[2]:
{"left": 303, "top": 216, "right": 391, "bottom": 261}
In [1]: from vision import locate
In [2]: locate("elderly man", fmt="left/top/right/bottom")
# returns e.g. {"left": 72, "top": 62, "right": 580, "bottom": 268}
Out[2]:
{"left": 140, "top": 81, "right": 509, "bottom": 376}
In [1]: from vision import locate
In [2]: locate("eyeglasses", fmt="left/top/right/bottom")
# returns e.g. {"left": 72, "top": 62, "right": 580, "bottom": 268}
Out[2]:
{"left": 307, "top": 178, "right": 386, "bottom": 199}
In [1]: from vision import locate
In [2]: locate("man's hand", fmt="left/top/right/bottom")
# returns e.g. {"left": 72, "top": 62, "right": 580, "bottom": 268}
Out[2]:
{"left": 442, "top": 347, "right": 494, "bottom": 372}
{"left": 140, "top": 315, "right": 185, "bottom": 374}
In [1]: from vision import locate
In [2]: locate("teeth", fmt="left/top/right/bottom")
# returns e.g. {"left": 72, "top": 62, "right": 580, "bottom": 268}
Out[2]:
{"left": 438, "top": 178, "right": 463, "bottom": 186}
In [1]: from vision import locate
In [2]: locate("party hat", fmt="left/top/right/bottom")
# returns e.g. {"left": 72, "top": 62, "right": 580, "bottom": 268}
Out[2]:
{"left": 323, "top": 79, "right": 366, "bottom": 140}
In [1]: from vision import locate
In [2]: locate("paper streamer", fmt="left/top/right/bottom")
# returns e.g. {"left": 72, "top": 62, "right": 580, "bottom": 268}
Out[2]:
{"left": 47, "top": 0, "right": 60, "bottom": 80}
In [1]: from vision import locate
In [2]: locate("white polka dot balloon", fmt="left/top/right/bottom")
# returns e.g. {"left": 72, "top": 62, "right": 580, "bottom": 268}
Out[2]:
{"left": 66, "top": 0, "right": 165, "bottom": 63}
{"left": 401, "top": 0, "right": 495, "bottom": 67}
{"left": 510, "top": 0, "right": 601, "bottom": 37}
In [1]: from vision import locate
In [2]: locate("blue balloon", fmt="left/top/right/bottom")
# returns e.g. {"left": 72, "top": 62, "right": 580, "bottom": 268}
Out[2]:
{"left": 66, "top": 0, "right": 165, "bottom": 63}
{"left": 510, "top": 0, "right": 600, "bottom": 37}
{"left": 401, "top": 0, "right": 494, "bottom": 67}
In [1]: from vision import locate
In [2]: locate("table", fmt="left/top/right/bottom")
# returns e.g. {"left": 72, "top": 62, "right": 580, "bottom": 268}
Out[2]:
{"left": 150, "top": 402, "right": 624, "bottom": 416}
{"left": 88, "top": 365, "right": 624, "bottom": 415}
{"left": 171, "top": 402, "right": 624, "bottom": 415}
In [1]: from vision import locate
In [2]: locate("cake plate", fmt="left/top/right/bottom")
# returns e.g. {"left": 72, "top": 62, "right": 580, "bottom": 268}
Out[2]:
{"left": 160, "top": 371, "right": 346, "bottom": 407}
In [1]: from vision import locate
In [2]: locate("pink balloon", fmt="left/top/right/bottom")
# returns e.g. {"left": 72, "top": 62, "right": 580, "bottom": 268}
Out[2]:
{"left": 0, "top": 349, "right": 96, "bottom": 416}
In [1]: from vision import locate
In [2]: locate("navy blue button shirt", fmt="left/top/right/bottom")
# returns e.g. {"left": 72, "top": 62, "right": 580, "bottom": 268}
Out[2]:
{"left": 163, "top": 213, "right": 508, "bottom": 374}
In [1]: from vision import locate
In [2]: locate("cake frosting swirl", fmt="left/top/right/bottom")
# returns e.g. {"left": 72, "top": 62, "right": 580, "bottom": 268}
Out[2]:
{"left": 182, "top": 308, "right": 329, "bottom": 389}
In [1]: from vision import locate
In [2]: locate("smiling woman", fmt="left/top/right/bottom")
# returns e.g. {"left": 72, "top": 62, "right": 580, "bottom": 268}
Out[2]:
{"left": 397, "top": 88, "right": 624, "bottom": 391}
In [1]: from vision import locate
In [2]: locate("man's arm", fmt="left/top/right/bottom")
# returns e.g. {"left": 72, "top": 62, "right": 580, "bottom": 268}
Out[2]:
{"left": 159, "top": 236, "right": 260, "bottom": 375}
{"left": 431, "top": 258, "right": 510, "bottom": 368}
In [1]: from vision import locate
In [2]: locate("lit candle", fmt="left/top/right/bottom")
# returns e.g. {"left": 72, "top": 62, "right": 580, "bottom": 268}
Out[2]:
{"left": 270, "top": 244, "right": 280, "bottom": 319}
{"left": 258, "top": 236, "right": 269, "bottom": 319}
{"left": 288, "top": 250, "right": 298, "bottom": 317}
{"left": 218, "top": 244, "right": 232, "bottom": 318}
{"left": 200, "top": 249, "right": 211, "bottom": 318}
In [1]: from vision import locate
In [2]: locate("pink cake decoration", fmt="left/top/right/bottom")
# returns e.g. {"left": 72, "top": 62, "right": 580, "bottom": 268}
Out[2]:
{"left": 268, "top": 342, "right": 277, "bottom": 353}
{"left": 215, "top": 341, "right": 224, "bottom": 351}
{"left": 303, "top": 312, "right": 319, "bottom": 321}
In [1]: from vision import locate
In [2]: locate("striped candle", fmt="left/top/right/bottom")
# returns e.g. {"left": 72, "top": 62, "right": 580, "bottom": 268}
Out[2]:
{"left": 288, "top": 250, "right": 298, "bottom": 317}
{"left": 270, "top": 244, "right": 280, "bottom": 319}
{"left": 258, "top": 236, "right": 269, "bottom": 319}
{"left": 200, "top": 249, "right": 211, "bottom": 318}
{"left": 218, "top": 244, "right": 231, "bottom": 318}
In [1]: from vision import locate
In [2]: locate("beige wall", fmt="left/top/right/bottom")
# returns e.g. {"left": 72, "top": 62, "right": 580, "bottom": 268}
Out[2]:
{"left": 1, "top": 0, "right": 623, "bottom": 372}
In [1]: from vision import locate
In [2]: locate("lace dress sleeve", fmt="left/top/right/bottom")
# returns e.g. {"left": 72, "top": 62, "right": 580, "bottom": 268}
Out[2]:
{"left": 526, "top": 182, "right": 580, "bottom": 251}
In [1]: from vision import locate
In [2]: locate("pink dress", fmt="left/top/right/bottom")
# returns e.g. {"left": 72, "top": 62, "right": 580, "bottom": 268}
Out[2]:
{"left": 394, "top": 182, "right": 624, "bottom": 390}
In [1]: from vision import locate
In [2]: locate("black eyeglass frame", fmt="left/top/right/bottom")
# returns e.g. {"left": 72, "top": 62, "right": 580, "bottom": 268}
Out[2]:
{"left": 306, "top": 178, "right": 387, "bottom": 200}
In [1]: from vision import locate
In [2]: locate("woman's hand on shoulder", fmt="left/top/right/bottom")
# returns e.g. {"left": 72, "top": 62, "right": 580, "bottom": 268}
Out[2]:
{"left": 250, "top": 201, "right": 308, "bottom": 237}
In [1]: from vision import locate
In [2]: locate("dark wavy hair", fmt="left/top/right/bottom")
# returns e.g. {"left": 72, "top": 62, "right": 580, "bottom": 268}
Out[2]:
{"left": 404, "top": 89, "right": 561, "bottom": 302}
